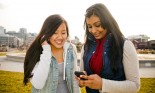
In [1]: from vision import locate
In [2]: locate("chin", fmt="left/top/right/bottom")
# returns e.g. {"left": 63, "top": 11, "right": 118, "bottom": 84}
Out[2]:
{"left": 55, "top": 44, "right": 63, "bottom": 48}
{"left": 95, "top": 37, "right": 102, "bottom": 40}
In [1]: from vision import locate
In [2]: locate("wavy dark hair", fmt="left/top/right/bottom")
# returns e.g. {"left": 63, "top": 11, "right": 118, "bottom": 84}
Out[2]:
{"left": 84, "top": 3, "right": 125, "bottom": 72}
{"left": 23, "top": 14, "right": 69, "bottom": 85}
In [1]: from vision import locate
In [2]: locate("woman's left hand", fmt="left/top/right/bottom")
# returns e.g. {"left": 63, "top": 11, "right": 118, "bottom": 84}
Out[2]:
{"left": 80, "top": 74, "right": 102, "bottom": 90}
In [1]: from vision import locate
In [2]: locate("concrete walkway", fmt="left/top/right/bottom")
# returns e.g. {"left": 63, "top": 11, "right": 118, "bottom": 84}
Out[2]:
{"left": 0, "top": 56, "right": 155, "bottom": 78}
{"left": 0, "top": 56, "right": 23, "bottom": 72}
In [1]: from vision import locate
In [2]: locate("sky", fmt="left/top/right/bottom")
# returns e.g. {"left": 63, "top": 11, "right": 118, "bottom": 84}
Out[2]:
{"left": 0, "top": 0, "right": 155, "bottom": 42}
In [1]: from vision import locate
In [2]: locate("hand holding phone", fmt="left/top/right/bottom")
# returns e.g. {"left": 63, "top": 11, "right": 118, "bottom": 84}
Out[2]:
{"left": 74, "top": 71, "right": 88, "bottom": 80}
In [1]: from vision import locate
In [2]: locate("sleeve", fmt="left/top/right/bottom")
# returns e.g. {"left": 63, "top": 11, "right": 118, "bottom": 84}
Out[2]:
{"left": 30, "top": 45, "right": 52, "bottom": 89}
{"left": 100, "top": 40, "right": 140, "bottom": 93}
{"left": 79, "top": 45, "right": 84, "bottom": 71}
{"left": 71, "top": 44, "right": 81, "bottom": 93}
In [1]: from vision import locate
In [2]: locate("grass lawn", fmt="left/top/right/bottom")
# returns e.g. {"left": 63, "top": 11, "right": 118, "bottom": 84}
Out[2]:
{"left": 0, "top": 52, "right": 7, "bottom": 56}
{"left": 0, "top": 70, "right": 31, "bottom": 93}
{"left": 0, "top": 70, "right": 155, "bottom": 93}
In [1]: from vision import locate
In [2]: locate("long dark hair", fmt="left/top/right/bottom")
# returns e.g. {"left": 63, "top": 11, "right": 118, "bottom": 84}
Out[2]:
{"left": 23, "top": 14, "right": 69, "bottom": 85}
{"left": 84, "top": 3, "right": 125, "bottom": 72}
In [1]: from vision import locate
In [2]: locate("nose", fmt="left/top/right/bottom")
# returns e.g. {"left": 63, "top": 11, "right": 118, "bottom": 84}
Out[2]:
{"left": 91, "top": 27, "right": 97, "bottom": 34}
{"left": 57, "top": 34, "right": 63, "bottom": 39}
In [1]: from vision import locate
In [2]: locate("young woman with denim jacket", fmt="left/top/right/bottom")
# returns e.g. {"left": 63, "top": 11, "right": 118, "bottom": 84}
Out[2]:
{"left": 23, "top": 14, "right": 80, "bottom": 93}
{"left": 76, "top": 3, "right": 140, "bottom": 93}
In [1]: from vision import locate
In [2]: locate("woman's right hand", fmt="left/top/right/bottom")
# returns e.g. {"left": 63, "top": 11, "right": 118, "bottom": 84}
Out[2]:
{"left": 75, "top": 71, "right": 88, "bottom": 87}
{"left": 80, "top": 74, "right": 102, "bottom": 90}
{"left": 76, "top": 72, "right": 102, "bottom": 90}
{"left": 75, "top": 75, "right": 87, "bottom": 87}
{"left": 42, "top": 40, "right": 49, "bottom": 45}
{"left": 41, "top": 35, "right": 50, "bottom": 45}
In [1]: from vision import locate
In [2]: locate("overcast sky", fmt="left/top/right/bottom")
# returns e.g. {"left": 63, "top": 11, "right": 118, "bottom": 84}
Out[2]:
{"left": 0, "top": 0, "right": 155, "bottom": 42}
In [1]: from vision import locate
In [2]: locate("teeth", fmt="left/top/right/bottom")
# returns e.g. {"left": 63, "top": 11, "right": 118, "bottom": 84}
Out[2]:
{"left": 56, "top": 41, "right": 62, "bottom": 44}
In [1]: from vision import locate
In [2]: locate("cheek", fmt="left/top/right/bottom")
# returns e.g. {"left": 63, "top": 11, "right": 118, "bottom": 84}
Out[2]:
{"left": 88, "top": 29, "right": 93, "bottom": 35}
{"left": 88, "top": 30, "right": 91, "bottom": 33}
{"left": 63, "top": 34, "right": 68, "bottom": 40}
{"left": 49, "top": 36, "right": 55, "bottom": 42}
{"left": 100, "top": 30, "right": 107, "bottom": 37}
{"left": 49, "top": 38, "right": 54, "bottom": 44}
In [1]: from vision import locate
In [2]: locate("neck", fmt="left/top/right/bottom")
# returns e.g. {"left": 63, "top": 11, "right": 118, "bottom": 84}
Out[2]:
{"left": 51, "top": 46, "right": 64, "bottom": 63}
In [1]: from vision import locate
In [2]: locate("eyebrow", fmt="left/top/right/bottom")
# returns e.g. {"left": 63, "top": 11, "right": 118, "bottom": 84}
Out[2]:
{"left": 94, "top": 21, "right": 101, "bottom": 24}
{"left": 56, "top": 29, "right": 67, "bottom": 32}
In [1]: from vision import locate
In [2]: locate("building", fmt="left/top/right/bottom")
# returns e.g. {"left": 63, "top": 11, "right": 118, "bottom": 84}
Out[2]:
{"left": 26, "top": 33, "right": 37, "bottom": 48}
{"left": 1, "top": 26, "right": 37, "bottom": 49}
{"left": 148, "top": 40, "right": 155, "bottom": 49}
{"left": 0, "top": 34, "right": 9, "bottom": 45}
{"left": 0, "top": 26, "right": 6, "bottom": 35}
{"left": 128, "top": 34, "right": 155, "bottom": 49}
{"left": 0, "top": 34, "right": 23, "bottom": 48}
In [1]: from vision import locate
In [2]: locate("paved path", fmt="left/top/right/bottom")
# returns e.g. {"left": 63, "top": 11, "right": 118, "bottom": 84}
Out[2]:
{"left": 139, "top": 67, "right": 155, "bottom": 78}
{"left": 0, "top": 56, "right": 23, "bottom": 72}
{"left": 0, "top": 56, "right": 155, "bottom": 78}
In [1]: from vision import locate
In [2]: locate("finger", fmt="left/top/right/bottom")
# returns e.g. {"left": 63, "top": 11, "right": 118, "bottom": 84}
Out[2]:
{"left": 82, "top": 80, "right": 94, "bottom": 88}
{"left": 88, "top": 74, "right": 99, "bottom": 80}
{"left": 75, "top": 76, "right": 79, "bottom": 80}
{"left": 79, "top": 80, "right": 85, "bottom": 87}
{"left": 87, "top": 76, "right": 94, "bottom": 80}
{"left": 83, "top": 71, "right": 87, "bottom": 75}
{"left": 80, "top": 75, "right": 88, "bottom": 80}
{"left": 84, "top": 80, "right": 93, "bottom": 84}
{"left": 42, "top": 40, "right": 48, "bottom": 45}
{"left": 80, "top": 75, "right": 94, "bottom": 80}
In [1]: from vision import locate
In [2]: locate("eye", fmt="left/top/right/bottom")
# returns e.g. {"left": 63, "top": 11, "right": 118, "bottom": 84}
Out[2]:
{"left": 62, "top": 31, "right": 67, "bottom": 34}
{"left": 95, "top": 23, "right": 101, "bottom": 27}
{"left": 62, "top": 32, "right": 66, "bottom": 34}
{"left": 87, "top": 25, "right": 92, "bottom": 29}
{"left": 96, "top": 25, "right": 100, "bottom": 27}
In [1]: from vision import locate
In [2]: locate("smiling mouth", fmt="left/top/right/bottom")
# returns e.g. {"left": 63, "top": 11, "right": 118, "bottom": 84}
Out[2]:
{"left": 93, "top": 34, "right": 100, "bottom": 37}
{"left": 55, "top": 40, "right": 63, "bottom": 45}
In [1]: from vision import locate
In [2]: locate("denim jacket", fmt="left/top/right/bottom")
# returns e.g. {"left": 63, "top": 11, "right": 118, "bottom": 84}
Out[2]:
{"left": 31, "top": 42, "right": 80, "bottom": 93}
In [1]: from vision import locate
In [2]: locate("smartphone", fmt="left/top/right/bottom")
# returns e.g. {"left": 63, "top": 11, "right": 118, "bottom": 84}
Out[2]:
{"left": 74, "top": 71, "right": 88, "bottom": 80}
